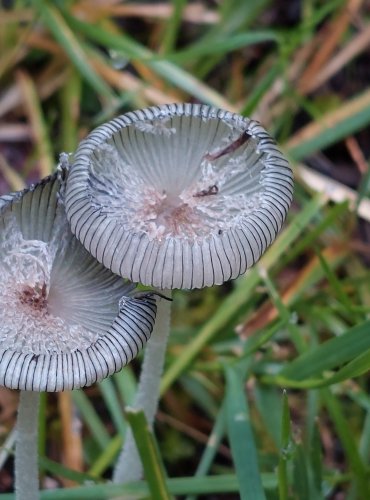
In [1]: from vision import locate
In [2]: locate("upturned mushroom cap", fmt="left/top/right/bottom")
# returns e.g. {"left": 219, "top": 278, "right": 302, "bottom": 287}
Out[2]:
{"left": 65, "top": 103, "right": 293, "bottom": 289}
{"left": 0, "top": 173, "right": 157, "bottom": 391}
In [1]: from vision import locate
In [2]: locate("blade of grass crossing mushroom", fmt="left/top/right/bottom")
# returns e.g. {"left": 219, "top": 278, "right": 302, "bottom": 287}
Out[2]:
{"left": 15, "top": 391, "right": 40, "bottom": 500}
{"left": 225, "top": 365, "right": 266, "bottom": 500}
{"left": 160, "top": 194, "right": 327, "bottom": 394}
{"left": 113, "top": 292, "right": 172, "bottom": 483}
{"left": 125, "top": 408, "right": 172, "bottom": 500}
{"left": 114, "top": 366, "right": 138, "bottom": 406}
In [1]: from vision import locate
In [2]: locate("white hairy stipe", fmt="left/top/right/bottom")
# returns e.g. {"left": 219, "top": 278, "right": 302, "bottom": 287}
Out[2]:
{"left": 0, "top": 214, "right": 99, "bottom": 355}
{"left": 89, "top": 131, "right": 265, "bottom": 242}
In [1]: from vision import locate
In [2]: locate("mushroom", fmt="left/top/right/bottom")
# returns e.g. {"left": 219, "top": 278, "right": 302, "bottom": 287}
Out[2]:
{"left": 0, "top": 169, "right": 158, "bottom": 498}
{"left": 64, "top": 103, "right": 294, "bottom": 482}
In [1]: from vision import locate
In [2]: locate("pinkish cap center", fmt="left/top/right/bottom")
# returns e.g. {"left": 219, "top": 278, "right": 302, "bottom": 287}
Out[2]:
{"left": 18, "top": 282, "right": 48, "bottom": 313}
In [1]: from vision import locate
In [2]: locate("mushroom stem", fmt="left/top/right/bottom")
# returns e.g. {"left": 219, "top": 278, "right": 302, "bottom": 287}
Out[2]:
{"left": 113, "top": 291, "right": 172, "bottom": 483}
{"left": 15, "top": 390, "right": 40, "bottom": 500}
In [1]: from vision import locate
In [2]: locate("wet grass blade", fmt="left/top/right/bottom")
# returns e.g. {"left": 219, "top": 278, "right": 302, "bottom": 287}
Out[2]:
{"left": 225, "top": 365, "right": 266, "bottom": 500}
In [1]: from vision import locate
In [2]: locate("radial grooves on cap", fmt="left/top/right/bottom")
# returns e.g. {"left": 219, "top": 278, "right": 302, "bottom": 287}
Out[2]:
{"left": 0, "top": 174, "right": 59, "bottom": 242}
{"left": 0, "top": 295, "right": 156, "bottom": 392}
{"left": 0, "top": 176, "right": 158, "bottom": 392}
{"left": 65, "top": 103, "right": 293, "bottom": 289}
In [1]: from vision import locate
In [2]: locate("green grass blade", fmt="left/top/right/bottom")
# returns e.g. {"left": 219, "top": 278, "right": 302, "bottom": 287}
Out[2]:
{"left": 192, "top": 0, "right": 270, "bottom": 77}
{"left": 59, "top": 68, "right": 82, "bottom": 152}
{"left": 34, "top": 1, "right": 114, "bottom": 101}
{"left": 0, "top": 474, "right": 278, "bottom": 499}
{"left": 278, "top": 391, "right": 291, "bottom": 500}
{"left": 310, "top": 423, "right": 323, "bottom": 498}
{"left": 287, "top": 88, "right": 370, "bottom": 161}
{"left": 254, "top": 386, "right": 283, "bottom": 447}
{"left": 99, "top": 378, "right": 126, "bottom": 436}
{"left": 242, "top": 64, "right": 281, "bottom": 116}
{"left": 160, "top": 0, "right": 187, "bottom": 54}
{"left": 322, "top": 388, "right": 370, "bottom": 498}
{"left": 88, "top": 435, "right": 122, "bottom": 478}
{"left": 190, "top": 404, "right": 226, "bottom": 480}
{"left": 71, "top": 391, "right": 110, "bottom": 450}
{"left": 359, "top": 410, "right": 370, "bottom": 461}
{"left": 167, "top": 31, "right": 279, "bottom": 63}
{"left": 318, "top": 349, "right": 370, "bottom": 387}
{"left": 114, "top": 367, "right": 137, "bottom": 406}
{"left": 315, "top": 249, "right": 359, "bottom": 317}
{"left": 125, "top": 408, "right": 172, "bottom": 500}
{"left": 62, "top": 12, "right": 233, "bottom": 109}
{"left": 292, "top": 444, "right": 310, "bottom": 500}
{"left": 279, "top": 319, "right": 370, "bottom": 381}
{"left": 39, "top": 457, "right": 95, "bottom": 485}
{"left": 225, "top": 365, "right": 266, "bottom": 500}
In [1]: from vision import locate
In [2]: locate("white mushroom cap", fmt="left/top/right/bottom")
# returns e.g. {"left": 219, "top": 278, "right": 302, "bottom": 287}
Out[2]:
{"left": 65, "top": 103, "right": 293, "bottom": 289}
{"left": 0, "top": 173, "right": 157, "bottom": 392}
